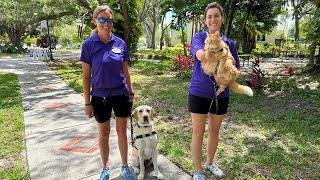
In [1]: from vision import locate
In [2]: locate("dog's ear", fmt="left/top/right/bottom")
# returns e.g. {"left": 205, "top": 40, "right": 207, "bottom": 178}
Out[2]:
{"left": 151, "top": 107, "right": 156, "bottom": 119}
{"left": 131, "top": 108, "right": 138, "bottom": 120}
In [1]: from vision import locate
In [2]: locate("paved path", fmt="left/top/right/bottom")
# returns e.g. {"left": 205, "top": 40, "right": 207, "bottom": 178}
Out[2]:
{"left": 0, "top": 57, "right": 191, "bottom": 180}
{"left": 240, "top": 57, "right": 308, "bottom": 74}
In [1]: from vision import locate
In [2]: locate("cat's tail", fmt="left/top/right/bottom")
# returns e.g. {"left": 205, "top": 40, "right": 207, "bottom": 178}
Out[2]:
{"left": 229, "top": 81, "right": 253, "bottom": 96}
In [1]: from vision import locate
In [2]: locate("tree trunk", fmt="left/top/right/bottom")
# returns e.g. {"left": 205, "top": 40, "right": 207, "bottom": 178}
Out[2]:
{"left": 316, "top": 46, "right": 320, "bottom": 65}
{"left": 237, "top": 0, "right": 254, "bottom": 50}
{"left": 191, "top": 16, "right": 195, "bottom": 41}
{"left": 291, "top": 0, "right": 300, "bottom": 41}
{"left": 160, "top": 16, "right": 171, "bottom": 50}
{"left": 199, "top": 17, "right": 203, "bottom": 32}
{"left": 294, "top": 13, "right": 299, "bottom": 42}
{"left": 119, "top": 0, "right": 130, "bottom": 45}
{"left": 5, "top": 23, "right": 27, "bottom": 49}
{"left": 144, "top": 23, "right": 153, "bottom": 48}
{"left": 308, "top": 41, "right": 316, "bottom": 66}
{"left": 160, "top": 15, "right": 165, "bottom": 50}
{"left": 180, "top": 21, "right": 187, "bottom": 56}
{"left": 224, "top": 0, "right": 237, "bottom": 36}
{"left": 195, "top": 16, "right": 199, "bottom": 33}
{"left": 151, "top": 8, "right": 156, "bottom": 49}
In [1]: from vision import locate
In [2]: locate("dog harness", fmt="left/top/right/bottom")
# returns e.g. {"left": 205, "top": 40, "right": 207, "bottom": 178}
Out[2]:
{"left": 134, "top": 131, "right": 157, "bottom": 140}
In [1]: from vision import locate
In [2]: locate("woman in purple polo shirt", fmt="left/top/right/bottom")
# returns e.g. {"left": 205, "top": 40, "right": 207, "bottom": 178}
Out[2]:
{"left": 80, "top": 5, "right": 134, "bottom": 180}
{"left": 189, "top": 2, "right": 241, "bottom": 179}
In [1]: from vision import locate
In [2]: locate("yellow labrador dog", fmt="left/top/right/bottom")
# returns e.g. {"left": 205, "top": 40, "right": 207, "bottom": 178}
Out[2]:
{"left": 131, "top": 105, "right": 164, "bottom": 180}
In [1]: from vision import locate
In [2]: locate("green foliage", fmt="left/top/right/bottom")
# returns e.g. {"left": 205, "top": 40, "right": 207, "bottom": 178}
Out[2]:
{"left": 252, "top": 43, "right": 280, "bottom": 57}
{"left": 227, "top": 0, "right": 286, "bottom": 52}
{"left": 133, "top": 44, "right": 184, "bottom": 60}
{"left": 0, "top": 0, "right": 80, "bottom": 49}
{"left": 159, "top": 43, "right": 184, "bottom": 58}
{"left": 301, "top": 2, "right": 320, "bottom": 44}
{"left": 0, "top": 42, "right": 25, "bottom": 53}
{"left": 54, "top": 23, "right": 82, "bottom": 48}
{"left": 0, "top": 73, "right": 29, "bottom": 179}
{"left": 77, "top": 1, "right": 142, "bottom": 53}
{"left": 252, "top": 42, "right": 309, "bottom": 58}
{"left": 23, "top": 36, "right": 37, "bottom": 46}
{"left": 107, "top": 0, "right": 142, "bottom": 52}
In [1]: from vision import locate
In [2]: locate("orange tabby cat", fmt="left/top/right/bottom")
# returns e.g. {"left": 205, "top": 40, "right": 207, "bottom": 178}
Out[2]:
{"left": 203, "top": 31, "right": 253, "bottom": 96}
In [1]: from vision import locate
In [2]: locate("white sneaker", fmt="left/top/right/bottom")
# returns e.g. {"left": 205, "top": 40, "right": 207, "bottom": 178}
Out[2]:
{"left": 204, "top": 162, "right": 224, "bottom": 177}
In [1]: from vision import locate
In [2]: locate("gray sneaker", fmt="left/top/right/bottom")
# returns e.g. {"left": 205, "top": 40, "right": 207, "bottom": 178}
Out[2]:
{"left": 193, "top": 172, "right": 205, "bottom": 180}
{"left": 204, "top": 162, "right": 224, "bottom": 177}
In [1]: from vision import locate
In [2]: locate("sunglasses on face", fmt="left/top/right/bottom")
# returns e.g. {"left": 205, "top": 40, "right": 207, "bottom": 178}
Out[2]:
{"left": 97, "top": 17, "right": 113, "bottom": 24}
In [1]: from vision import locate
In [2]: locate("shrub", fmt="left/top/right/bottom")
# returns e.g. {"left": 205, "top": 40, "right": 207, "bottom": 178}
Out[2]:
{"left": 174, "top": 55, "right": 194, "bottom": 70}
{"left": 160, "top": 44, "right": 184, "bottom": 58}
{"left": 0, "top": 42, "right": 25, "bottom": 53}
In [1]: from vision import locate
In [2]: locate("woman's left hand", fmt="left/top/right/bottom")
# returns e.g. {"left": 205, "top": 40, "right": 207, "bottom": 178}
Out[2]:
{"left": 129, "top": 92, "right": 135, "bottom": 103}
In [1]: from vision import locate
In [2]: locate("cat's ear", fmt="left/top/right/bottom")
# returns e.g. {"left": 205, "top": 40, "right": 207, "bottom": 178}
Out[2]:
{"left": 214, "top": 31, "right": 220, "bottom": 36}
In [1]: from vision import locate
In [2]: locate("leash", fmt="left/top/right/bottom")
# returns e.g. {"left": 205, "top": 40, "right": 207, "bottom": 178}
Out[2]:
{"left": 129, "top": 114, "right": 138, "bottom": 149}
{"left": 209, "top": 59, "right": 220, "bottom": 114}
{"left": 209, "top": 75, "right": 219, "bottom": 114}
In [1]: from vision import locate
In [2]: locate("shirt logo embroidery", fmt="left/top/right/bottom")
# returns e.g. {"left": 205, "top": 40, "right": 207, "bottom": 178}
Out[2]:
{"left": 112, "top": 47, "right": 121, "bottom": 54}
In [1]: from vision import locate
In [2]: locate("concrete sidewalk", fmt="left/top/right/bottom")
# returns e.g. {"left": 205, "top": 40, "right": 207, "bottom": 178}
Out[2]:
{"left": 0, "top": 57, "right": 191, "bottom": 180}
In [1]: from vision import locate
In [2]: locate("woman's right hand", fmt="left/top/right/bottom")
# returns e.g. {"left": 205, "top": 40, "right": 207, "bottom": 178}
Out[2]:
{"left": 85, "top": 104, "right": 94, "bottom": 118}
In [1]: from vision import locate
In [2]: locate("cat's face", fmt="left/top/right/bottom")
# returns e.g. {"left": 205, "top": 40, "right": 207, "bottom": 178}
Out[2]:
{"left": 205, "top": 32, "right": 227, "bottom": 60}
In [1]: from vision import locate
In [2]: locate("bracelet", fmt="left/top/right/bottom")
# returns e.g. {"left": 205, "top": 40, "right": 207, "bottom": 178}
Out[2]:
{"left": 85, "top": 103, "right": 91, "bottom": 106}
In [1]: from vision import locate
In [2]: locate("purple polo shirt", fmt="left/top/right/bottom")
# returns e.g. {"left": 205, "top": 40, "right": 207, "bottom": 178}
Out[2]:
{"left": 80, "top": 33, "right": 130, "bottom": 97}
{"left": 189, "top": 31, "right": 240, "bottom": 99}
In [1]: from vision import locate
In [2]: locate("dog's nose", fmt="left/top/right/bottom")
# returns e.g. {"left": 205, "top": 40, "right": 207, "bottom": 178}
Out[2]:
{"left": 143, "top": 116, "right": 149, "bottom": 122}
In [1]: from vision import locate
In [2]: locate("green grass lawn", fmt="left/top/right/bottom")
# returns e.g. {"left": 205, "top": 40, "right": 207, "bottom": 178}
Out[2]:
{"left": 0, "top": 53, "right": 25, "bottom": 59}
{"left": 47, "top": 58, "right": 320, "bottom": 179}
{"left": 0, "top": 73, "right": 29, "bottom": 179}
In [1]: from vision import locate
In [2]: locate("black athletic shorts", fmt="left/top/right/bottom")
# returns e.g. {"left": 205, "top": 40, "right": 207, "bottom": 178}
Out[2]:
{"left": 188, "top": 93, "right": 229, "bottom": 115}
{"left": 91, "top": 94, "right": 132, "bottom": 123}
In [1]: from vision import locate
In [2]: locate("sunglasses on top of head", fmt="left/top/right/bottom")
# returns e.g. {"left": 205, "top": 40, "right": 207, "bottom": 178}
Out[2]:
{"left": 97, "top": 17, "right": 113, "bottom": 24}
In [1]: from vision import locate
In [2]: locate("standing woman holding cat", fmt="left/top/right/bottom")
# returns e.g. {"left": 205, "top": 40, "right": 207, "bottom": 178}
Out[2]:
{"left": 188, "top": 2, "right": 241, "bottom": 179}
{"left": 80, "top": 5, "right": 134, "bottom": 180}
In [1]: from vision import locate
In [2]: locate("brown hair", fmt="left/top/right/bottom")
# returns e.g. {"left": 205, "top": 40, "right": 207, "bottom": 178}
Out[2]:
{"left": 204, "top": 2, "right": 224, "bottom": 18}
{"left": 91, "top": 5, "right": 112, "bottom": 34}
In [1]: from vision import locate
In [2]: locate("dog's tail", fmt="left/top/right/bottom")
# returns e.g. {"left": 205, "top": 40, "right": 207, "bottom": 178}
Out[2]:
{"left": 229, "top": 81, "right": 253, "bottom": 96}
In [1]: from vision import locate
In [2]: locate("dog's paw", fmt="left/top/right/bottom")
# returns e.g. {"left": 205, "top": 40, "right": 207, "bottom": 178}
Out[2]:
{"left": 156, "top": 172, "right": 164, "bottom": 179}
{"left": 137, "top": 173, "right": 144, "bottom": 180}
{"left": 133, "top": 167, "right": 140, "bottom": 174}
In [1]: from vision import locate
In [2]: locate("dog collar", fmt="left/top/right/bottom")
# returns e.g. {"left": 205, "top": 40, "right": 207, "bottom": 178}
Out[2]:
{"left": 134, "top": 131, "right": 157, "bottom": 140}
